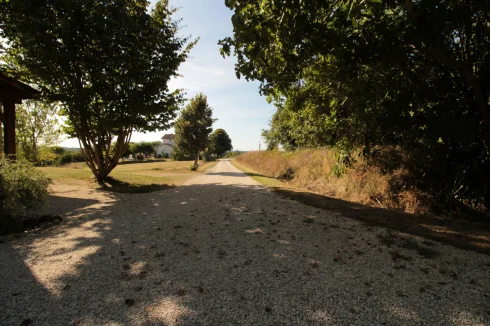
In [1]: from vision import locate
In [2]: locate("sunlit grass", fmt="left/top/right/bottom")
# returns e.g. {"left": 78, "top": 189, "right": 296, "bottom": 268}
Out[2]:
{"left": 39, "top": 160, "right": 217, "bottom": 191}
{"left": 233, "top": 149, "right": 397, "bottom": 211}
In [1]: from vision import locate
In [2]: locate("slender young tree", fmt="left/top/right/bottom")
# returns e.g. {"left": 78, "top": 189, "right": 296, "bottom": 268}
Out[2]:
{"left": 173, "top": 94, "right": 215, "bottom": 169}
{"left": 15, "top": 100, "right": 61, "bottom": 163}
{"left": 1, "top": 0, "right": 196, "bottom": 183}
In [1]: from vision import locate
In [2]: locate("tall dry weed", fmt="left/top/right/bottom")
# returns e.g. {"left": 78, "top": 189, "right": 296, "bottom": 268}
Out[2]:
{"left": 237, "top": 148, "right": 430, "bottom": 215}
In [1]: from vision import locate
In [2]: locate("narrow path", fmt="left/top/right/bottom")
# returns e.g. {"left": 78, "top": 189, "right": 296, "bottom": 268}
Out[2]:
{"left": 1, "top": 160, "right": 489, "bottom": 326}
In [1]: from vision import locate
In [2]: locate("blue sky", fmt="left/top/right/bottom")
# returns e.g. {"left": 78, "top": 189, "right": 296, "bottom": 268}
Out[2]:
{"left": 60, "top": 0, "right": 275, "bottom": 151}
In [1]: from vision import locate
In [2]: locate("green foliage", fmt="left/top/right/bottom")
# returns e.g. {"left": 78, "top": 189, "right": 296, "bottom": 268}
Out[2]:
{"left": 221, "top": 0, "right": 490, "bottom": 214}
{"left": 262, "top": 101, "right": 329, "bottom": 152}
{"left": 200, "top": 150, "right": 215, "bottom": 163}
{"left": 34, "top": 146, "right": 60, "bottom": 166}
{"left": 209, "top": 128, "right": 233, "bottom": 157}
{"left": 0, "top": 159, "right": 50, "bottom": 233}
{"left": 131, "top": 142, "right": 158, "bottom": 157}
{"left": 1, "top": 0, "right": 196, "bottom": 182}
{"left": 173, "top": 94, "right": 216, "bottom": 167}
{"left": 15, "top": 100, "right": 62, "bottom": 164}
{"left": 57, "top": 151, "right": 85, "bottom": 166}
{"left": 122, "top": 142, "right": 134, "bottom": 159}
{"left": 224, "top": 150, "right": 245, "bottom": 158}
{"left": 171, "top": 147, "right": 194, "bottom": 161}
{"left": 50, "top": 146, "right": 66, "bottom": 156}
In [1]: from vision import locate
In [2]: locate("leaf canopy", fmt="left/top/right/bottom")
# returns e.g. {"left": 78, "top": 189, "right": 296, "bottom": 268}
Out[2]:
{"left": 221, "top": 0, "right": 490, "bottom": 211}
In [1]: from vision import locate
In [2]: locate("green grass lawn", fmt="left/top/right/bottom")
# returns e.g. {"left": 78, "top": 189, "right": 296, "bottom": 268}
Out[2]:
{"left": 39, "top": 160, "right": 217, "bottom": 193}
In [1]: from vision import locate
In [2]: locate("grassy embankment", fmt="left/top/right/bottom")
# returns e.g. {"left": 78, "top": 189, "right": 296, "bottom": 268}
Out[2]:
{"left": 39, "top": 160, "right": 217, "bottom": 193}
{"left": 233, "top": 148, "right": 418, "bottom": 212}
{"left": 232, "top": 149, "right": 490, "bottom": 254}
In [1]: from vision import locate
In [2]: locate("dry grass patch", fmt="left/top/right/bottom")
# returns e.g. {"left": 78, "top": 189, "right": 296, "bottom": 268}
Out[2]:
{"left": 39, "top": 160, "right": 217, "bottom": 192}
{"left": 236, "top": 149, "right": 426, "bottom": 214}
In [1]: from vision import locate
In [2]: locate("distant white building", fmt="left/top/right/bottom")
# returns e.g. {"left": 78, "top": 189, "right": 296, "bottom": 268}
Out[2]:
{"left": 155, "top": 133, "right": 175, "bottom": 157}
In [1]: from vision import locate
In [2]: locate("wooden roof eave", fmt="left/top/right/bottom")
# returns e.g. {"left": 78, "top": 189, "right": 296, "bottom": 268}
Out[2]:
{"left": 0, "top": 73, "right": 40, "bottom": 103}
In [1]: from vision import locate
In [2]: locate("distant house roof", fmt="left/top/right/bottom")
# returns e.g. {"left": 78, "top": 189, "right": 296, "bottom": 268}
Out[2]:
{"left": 162, "top": 133, "right": 175, "bottom": 140}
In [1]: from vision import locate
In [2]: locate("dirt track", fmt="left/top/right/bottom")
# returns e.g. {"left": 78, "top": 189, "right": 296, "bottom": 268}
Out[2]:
{"left": 1, "top": 160, "right": 489, "bottom": 326}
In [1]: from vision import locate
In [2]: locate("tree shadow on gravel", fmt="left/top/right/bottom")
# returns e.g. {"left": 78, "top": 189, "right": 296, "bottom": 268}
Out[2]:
{"left": 205, "top": 171, "right": 265, "bottom": 178}
{"left": 1, "top": 183, "right": 489, "bottom": 326}
{"left": 272, "top": 188, "right": 490, "bottom": 255}
{"left": 237, "top": 167, "right": 490, "bottom": 255}
{"left": 45, "top": 194, "right": 100, "bottom": 214}
{"left": 103, "top": 176, "right": 175, "bottom": 194}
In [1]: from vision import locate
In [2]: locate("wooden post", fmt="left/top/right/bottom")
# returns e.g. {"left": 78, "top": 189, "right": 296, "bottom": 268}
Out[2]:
{"left": 3, "top": 98, "right": 16, "bottom": 159}
{"left": 0, "top": 74, "right": 39, "bottom": 159}
{"left": 0, "top": 102, "right": 3, "bottom": 158}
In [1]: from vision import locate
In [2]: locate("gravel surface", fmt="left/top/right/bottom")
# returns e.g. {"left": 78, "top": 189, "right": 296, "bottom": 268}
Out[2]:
{"left": 1, "top": 160, "right": 490, "bottom": 326}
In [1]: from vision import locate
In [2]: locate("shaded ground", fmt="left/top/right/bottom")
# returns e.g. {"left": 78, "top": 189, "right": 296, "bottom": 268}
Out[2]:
{"left": 274, "top": 188, "right": 490, "bottom": 255}
{"left": 1, "top": 160, "right": 489, "bottom": 326}
{"left": 232, "top": 160, "right": 490, "bottom": 255}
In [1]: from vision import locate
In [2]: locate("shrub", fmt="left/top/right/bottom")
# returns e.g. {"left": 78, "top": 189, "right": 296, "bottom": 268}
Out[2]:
{"left": 50, "top": 146, "right": 66, "bottom": 156}
{"left": 57, "top": 151, "right": 85, "bottom": 165}
{"left": 34, "top": 146, "right": 59, "bottom": 166}
{"left": 171, "top": 148, "right": 195, "bottom": 161}
{"left": 0, "top": 159, "right": 50, "bottom": 234}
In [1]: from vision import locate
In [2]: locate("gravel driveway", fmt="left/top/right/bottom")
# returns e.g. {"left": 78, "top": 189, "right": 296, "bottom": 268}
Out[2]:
{"left": 1, "top": 160, "right": 490, "bottom": 326}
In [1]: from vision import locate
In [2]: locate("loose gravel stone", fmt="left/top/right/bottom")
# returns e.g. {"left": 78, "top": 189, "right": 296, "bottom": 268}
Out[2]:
{"left": 0, "top": 160, "right": 489, "bottom": 326}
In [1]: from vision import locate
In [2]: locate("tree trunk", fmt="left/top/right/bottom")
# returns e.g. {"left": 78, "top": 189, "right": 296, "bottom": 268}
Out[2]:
{"left": 194, "top": 150, "right": 199, "bottom": 169}
{"left": 0, "top": 114, "right": 3, "bottom": 159}
{"left": 31, "top": 134, "right": 37, "bottom": 162}
{"left": 75, "top": 125, "right": 132, "bottom": 185}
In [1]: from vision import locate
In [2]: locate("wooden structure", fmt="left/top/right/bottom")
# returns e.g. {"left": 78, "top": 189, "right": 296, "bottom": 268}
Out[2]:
{"left": 0, "top": 73, "right": 39, "bottom": 158}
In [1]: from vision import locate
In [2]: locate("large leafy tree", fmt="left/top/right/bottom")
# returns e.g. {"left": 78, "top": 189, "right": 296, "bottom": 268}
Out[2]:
{"left": 220, "top": 1, "right": 490, "bottom": 211}
{"left": 262, "top": 99, "right": 330, "bottom": 151}
{"left": 209, "top": 128, "right": 233, "bottom": 157}
{"left": 173, "top": 94, "right": 215, "bottom": 168}
{"left": 15, "top": 100, "right": 62, "bottom": 163}
{"left": 1, "top": 0, "right": 195, "bottom": 183}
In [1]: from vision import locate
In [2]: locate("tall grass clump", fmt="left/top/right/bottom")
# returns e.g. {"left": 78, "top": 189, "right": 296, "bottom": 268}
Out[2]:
{"left": 236, "top": 148, "right": 429, "bottom": 215}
